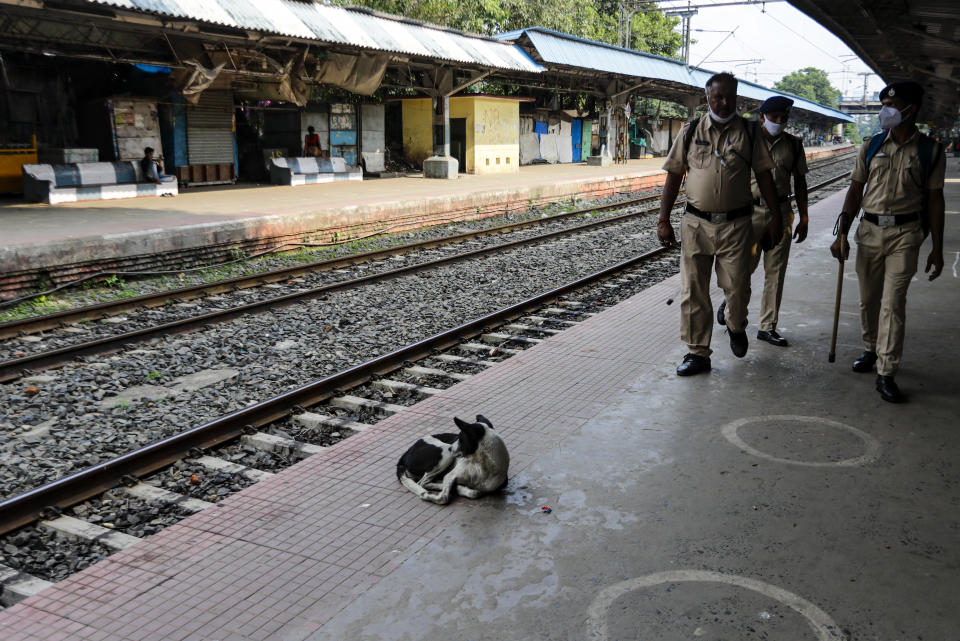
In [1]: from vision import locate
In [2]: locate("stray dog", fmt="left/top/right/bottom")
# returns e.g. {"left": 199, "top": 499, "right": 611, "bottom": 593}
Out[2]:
{"left": 396, "top": 415, "right": 509, "bottom": 505}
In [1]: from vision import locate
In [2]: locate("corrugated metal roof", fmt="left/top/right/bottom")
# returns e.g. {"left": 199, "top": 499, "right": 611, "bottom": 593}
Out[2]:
{"left": 89, "top": 0, "right": 543, "bottom": 72}
{"left": 499, "top": 27, "right": 852, "bottom": 122}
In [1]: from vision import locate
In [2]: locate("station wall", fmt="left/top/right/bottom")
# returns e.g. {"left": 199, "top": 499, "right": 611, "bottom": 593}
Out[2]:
{"left": 400, "top": 96, "right": 520, "bottom": 174}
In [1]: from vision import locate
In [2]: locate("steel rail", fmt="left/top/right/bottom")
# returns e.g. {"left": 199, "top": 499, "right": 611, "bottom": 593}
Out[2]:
{"left": 0, "top": 200, "right": 669, "bottom": 382}
{"left": 0, "top": 193, "right": 663, "bottom": 339}
{"left": 0, "top": 245, "right": 672, "bottom": 535}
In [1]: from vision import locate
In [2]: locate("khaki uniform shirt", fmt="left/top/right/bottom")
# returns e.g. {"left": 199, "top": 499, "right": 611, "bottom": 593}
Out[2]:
{"left": 851, "top": 130, "right": 946, "bottom": 215}
{"left": 663, "top": 114, "right": 775, "bottom": 212}
{"left": 750, "top": 132, "right": 807, "bottom": 201}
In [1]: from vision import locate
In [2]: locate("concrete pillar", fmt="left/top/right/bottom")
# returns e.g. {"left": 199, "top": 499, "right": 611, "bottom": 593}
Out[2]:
{"left": 424, "top": 73, "right": 458, "bottom": 179}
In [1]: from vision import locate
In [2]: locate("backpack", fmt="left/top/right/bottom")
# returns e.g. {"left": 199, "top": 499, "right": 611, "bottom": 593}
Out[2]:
{"left": 683, "top": 114, "right": 758, "bottom": 165}
{"left": 864, "top": 131, "right": 943, "bottom": 235}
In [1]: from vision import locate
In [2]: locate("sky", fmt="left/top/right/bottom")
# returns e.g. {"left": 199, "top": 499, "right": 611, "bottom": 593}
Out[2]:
{"left": 655, "top": 0, "right": 888, "bottom": 100}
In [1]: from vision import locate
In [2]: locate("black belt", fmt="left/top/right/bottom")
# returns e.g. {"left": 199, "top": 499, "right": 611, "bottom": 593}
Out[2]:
{"left": 863, "top": 212, "right": 920, "bottom": 227}
{"left": 752, "top": 194, "right": 792, "bottom": 206}
{"left": 685, "top": 202, "right": 752, "bottom": 223}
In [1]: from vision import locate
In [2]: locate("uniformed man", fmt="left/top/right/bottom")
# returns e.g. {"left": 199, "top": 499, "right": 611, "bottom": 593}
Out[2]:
{"left": 734, "top": 96, "right": 809, "bottom": 347}
{"left": 658, "top": 72, "right": 784, "bottom": 376}
{"left": 831, "top": 80, "right": 945, "bottom": 403}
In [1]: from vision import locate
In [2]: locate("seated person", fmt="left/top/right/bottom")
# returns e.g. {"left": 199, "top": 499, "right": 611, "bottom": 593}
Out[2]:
{"left": 304, "top": 126, "right": 322, "bottom": 157}
{"left": 140, "top": 147, "right": 175, "bottom": 184}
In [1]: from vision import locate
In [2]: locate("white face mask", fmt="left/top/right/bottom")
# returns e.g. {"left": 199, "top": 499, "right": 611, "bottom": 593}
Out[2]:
{"left": 878, "top": 105, "right": 911, "bottom": 130}
{"left": 762, "top": 119, "right": 783, "bottom": 136}
{"left": 708, "top": 107, "right": 736, "bottom": 124}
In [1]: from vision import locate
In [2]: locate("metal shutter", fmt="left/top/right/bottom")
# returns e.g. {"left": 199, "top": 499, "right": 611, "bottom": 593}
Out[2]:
{"left": 187, "top": 91, "right": 234, "bottom": 164}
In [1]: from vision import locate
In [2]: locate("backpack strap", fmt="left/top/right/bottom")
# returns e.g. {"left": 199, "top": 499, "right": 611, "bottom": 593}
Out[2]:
{"left": 683, "top": 115, "right": 701, "bottom": 160}
{"left": 863, "top": 132, "right": 887, "bottom": 174}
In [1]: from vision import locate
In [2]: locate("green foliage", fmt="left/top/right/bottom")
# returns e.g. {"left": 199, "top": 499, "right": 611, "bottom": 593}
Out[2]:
{"left": 333, "top": 0, "right": 681, "bottom": 56}
{"left": 147, "top": 371, "right": 163, "bottom": 380}
{"left": 844, "top": 122, "right": 861, "bottom": 145}
{"left": 773, "top": 68, "right": 841, "bottom": 108}
{"left": 103, "top": 274, "right": 125, "bottom": 289}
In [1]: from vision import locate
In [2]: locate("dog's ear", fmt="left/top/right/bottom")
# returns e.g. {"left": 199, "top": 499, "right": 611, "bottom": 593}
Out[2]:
{"left": 454, "top": 417, "right": 481, "bottom": 455}
{"left": 475, "top": 415, "right": 493, "bottom": 429}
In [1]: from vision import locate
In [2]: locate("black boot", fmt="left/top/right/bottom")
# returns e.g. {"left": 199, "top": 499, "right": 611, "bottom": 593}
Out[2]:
{"left": 677, "top": 353, "right": 711, "bottom": 376}
{"left": 853, "top": 351, "right": 877, "bottom": 373}
{"left": 717, "top": 300, "right": 726, "bottom": 326}
{"left": 757, "top": 330, "right": 788, "bottom": 347}
{"left": 876, "top": 375, "right": 906, "bottom": 403}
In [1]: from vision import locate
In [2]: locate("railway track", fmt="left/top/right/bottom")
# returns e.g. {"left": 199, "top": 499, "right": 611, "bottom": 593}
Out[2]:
{"left": 0, "top": 152, "right": 854, "bottom": 381}
{"left": 0, "top": 159, "right": 854, "bottom": 604}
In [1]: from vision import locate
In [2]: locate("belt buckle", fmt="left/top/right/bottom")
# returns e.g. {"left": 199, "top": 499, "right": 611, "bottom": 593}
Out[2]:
{"left": 712, "top": 212, "right": 728, "bottom": 223}
{"left": 877, "top": 215, "right": 896, "bottom": 226}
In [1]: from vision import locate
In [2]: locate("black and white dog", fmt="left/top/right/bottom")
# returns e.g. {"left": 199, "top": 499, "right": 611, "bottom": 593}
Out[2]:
{"left": 396, "top": 415, "right": 509, "bottom": 505}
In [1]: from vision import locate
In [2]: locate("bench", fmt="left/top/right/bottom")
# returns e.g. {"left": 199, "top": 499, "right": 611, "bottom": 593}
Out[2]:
{"left": 269, "top": 156, "right": 362, "bottom": 186}
{"left": 22, "top": 161, "right": 178, "bottom": 204}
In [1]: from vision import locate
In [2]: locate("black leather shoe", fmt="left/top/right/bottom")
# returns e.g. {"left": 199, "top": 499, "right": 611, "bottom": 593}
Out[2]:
{"left": 717, "top": 300, "right": 726, "bottom": 326}
{"left": 876, "top": 375, "right": 906, "bottom": 403}
{"left": 677, "top": 353, "right": 711, "bottom": 376}
{"left": 852, "top": 351, "right": 877, "bottom": 373}
{"left": 757, "top": 330, "right": 789, "bottom": 347}
{"left": 729, "top": 331, "right": 748, "bottom": 357}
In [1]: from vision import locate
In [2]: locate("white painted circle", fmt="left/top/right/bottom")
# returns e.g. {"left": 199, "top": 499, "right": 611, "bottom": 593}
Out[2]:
{"left": 721, "top": 414, "right": 881, "bottom": 467}
{"left": 585, "top": 570, "right": 843, "bottom": 640}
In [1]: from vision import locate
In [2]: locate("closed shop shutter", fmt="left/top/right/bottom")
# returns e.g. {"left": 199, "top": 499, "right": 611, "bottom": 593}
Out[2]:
{"left": 187, "top": 91, "right": 234, "bottom": 164}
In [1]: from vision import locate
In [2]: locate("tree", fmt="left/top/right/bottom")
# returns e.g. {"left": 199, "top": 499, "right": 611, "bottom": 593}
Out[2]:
{"left": 333, "top": 0, "right": 681, "bottom": 57}
{"left": 773, "top": 68, "right": 841, "bottom": 108}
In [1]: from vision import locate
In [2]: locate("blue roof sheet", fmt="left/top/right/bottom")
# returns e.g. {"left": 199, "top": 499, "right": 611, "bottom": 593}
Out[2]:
{"left": 499, "top": 27, "right": 853, "bottom": 122}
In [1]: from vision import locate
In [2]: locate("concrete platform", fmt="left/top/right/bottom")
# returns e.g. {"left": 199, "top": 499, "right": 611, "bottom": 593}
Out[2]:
{"left": 0, "top": 145, "right": 852, "bottom": 299}
{"left": 2, "top": 146, "right": 947, "bottom": 641}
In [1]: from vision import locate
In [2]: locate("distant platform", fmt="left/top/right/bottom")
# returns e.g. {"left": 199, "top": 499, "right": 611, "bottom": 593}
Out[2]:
{"left": 0, "top": 145, "right": 853, "bottom": 298}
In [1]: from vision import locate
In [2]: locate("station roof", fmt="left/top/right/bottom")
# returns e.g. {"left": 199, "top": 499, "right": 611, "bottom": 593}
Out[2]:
{"left": 497, "top": 27, "right": 854, "bottom": 123}
{"left": 788, "top": 0, "right": 960, "bottom": 126}
{"left": 86, "top": 0, "right": 544, "bottom": 73}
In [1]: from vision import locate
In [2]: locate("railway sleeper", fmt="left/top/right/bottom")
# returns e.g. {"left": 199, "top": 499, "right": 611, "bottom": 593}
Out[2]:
{"left": 123, "top": 483, "right": 214, "bottom": 514}
{"left": 0, "top": 563, "right": 54, "bottom": 606}
{"left": 457, "top": 342, "right": 521, "bottom": 356}
{"left": 240, "top": 431, "right": 326, "bottom": 458}
{"left": 329, "top": 395, "right": 407, "bottom": 417}
{"left": 542, "top": 307, "right": 594, "bottom": 317}
{"left": 402, "top": 365, "right": 472, "bottom": 382}
{"left": 293, "top": 412, "right": 373, "bottom": 433}
{"left": 371, "top": 379, "right": 444, "bottom": 396}
{"left": 521, "top": 315, "right": 580, "bottom": 327}
{"left": 503, "top": 323, "right": 561, "bottom": 336}
{"left": 191, "top": 455, "right": 275, "bottom": 482}
{"left": 38, "top": 515, "right": 141, "bottom": 552}
{"left": 433, "top": 354, "right": 494, "bottom": 367}
{"left": 479, "top": 332, "right": 542, "bottom": 346}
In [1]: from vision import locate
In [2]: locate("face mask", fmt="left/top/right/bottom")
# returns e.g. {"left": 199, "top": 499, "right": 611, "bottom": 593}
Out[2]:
{"left": 878, "top": 105, "right": 911, "bottom": 130}
{"left": 708, "top": 107, "right": 735, "bottom": 124}
{"left": 762, "top": 119, "right": 783, "bottom": 136}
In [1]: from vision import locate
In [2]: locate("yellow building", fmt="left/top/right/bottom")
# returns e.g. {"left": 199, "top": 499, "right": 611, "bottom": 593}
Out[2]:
{"left": 399, "top": 96, "right": 525, "bottom": 174}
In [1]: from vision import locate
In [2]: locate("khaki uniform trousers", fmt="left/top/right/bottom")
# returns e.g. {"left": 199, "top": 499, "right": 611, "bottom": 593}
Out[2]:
{"left": 854, "top": 219, "right": 924, "bottom": 376}
{"left": 749, "top": 206, "right": 795, "bottom": 332}
{"left": 680, "top": 213, "right": 753, "bottom": 357}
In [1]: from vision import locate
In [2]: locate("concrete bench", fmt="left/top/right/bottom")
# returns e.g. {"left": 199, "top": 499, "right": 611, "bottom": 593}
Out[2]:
{"left": 22, "top": 161, "right": 178, "bottom": 204}
{"left": 269, "top": 157, "right": 362, "bottom": 186}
